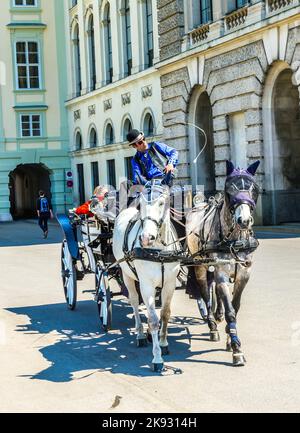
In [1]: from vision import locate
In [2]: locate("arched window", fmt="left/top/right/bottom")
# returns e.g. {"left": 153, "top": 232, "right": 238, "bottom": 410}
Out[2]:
{"left": 144, "top": 0, "right": 153, "bottom": 68}
{"left": 75, "top": 131, "right": 82, "bottom": 150}
{"left": 105, "top": 123, "right": 114, "bottom": 145}
{"left": 123, "top": 118, "right": 132, "bottom": 141}
{"left": 87, "top": 14, "right": 96, "bottom": 91}
{"left": 104, "top": 3, "right": 113, "bottom": 84}
{"left": 89, "top": 128, "right": 97, "bottom": 148}
{"left": 143, "top": 112, "right": 154, "bottom": 137}
{"left": 73, "top": 23, "right": 81, "bottom": 97}
{"left": 123, "top": 0, "right": 132, "bottom": 77}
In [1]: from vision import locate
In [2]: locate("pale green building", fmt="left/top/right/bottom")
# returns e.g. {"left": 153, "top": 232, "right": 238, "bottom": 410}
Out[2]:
{"left": 0, "top": 0, "right": 72, "bottom": 221}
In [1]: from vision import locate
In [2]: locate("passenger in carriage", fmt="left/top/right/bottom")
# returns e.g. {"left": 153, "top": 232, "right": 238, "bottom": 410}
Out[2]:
{"left": 75, "top": 185, "right": 109, "bottom": 217}
{"left": 127, "top": 129, "right": 178, "bottom": 187}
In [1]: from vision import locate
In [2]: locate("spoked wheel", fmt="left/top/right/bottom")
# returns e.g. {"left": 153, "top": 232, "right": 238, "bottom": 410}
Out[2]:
{"left": 61, "top": 240, "right": 77, "bottom": 310}
{"left": 95, "top": 262, "right": 112, "bottom": 332}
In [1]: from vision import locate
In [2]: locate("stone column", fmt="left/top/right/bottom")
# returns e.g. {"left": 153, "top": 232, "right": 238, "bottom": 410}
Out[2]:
{"left": 157, "top": 0, "right": 184, "bottom": 62}
{"left": 77, "top": 0, "right": 88, "bottom": 94}
{"left": 110, "top": 0, "right": 121, "bottom": 82}
{"left": 130, "top": 0, "right": 141, "bottom": 73}
{"left": 0, "top": 171, "right": 13, "bottom": 222}
{"left": 92, "top": 0, "right": 103, "bottom": 89}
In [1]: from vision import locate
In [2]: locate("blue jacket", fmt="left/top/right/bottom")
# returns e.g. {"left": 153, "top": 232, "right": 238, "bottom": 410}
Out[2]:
{"left": 131, "top": 141, "right": 178, "bottom": 185}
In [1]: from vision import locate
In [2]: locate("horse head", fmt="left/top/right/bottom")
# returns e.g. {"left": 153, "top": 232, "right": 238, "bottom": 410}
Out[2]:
{"left": 225, "top": 160, "right": 260, "bottom": 230}
{"left": 139, "top": 179, "right": 170, "bottom": 247}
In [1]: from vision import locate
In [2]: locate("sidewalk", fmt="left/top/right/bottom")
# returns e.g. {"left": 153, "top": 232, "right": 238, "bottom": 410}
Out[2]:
{"left": 254, "top": 223, "right": 300, "bottom": 234}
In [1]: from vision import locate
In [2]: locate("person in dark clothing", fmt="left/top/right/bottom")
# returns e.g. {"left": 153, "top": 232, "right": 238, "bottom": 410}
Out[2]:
{"left": 36, "top": 190, "right": 53, "bottom": 238}
{"left": 127, "top": 129, "right": 178, "bottom": 187}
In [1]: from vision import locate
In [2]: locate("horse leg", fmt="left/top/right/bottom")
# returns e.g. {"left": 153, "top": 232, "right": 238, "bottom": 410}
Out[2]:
{"left": 232, "top": 267, "right": 251, "bottom": 315}
{"left": 140, "top": 282, "right": 164, "bottom": 372}
{"left": 214, "top": 288, "right": 225, "bottom": 323}
{"left": 195, "top": 266, "right": 220, "bottom": 342}
{"left": 122, "top": 273, "right": 146, "bottom": 346}
{"left": 159, "top": 279, "right": 176, "bottom": 355}
{"left": 216, "top": 276, "right": 246, "bottom": 366}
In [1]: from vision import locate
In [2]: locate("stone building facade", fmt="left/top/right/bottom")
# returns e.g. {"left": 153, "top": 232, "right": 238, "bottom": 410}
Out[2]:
{"left": 64, "top": 0, "right": 163, "bottom": 206}
{"left": 157, "top": 0, "right": 300, "bottom": 224}
{"left": 0, "top": 0, "right": 72, "bottom": 221}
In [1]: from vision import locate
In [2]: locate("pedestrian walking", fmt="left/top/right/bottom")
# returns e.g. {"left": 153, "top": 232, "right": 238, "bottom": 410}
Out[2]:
{"left": 36, "top": 190, "right": 53, "bottom": 238}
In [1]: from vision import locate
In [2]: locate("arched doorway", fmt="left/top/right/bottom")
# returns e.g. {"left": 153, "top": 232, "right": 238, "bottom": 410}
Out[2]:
{"left": 263, "top": 64, "right": 300, "bottom": 224}
{"left": 188, "top": 87, "right": 215, "bottom": 196}
{"left": 9, "top": 164, "right": 51, "bottom": 219}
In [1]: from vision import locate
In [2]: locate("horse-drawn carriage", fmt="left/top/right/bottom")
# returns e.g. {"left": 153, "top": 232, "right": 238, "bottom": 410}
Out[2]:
{"left": 57, "top": 160, "right": 261, "bottom": 371}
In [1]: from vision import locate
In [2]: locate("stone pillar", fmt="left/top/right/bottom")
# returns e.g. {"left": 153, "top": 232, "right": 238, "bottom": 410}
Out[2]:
{"left": 77, "top": 0, "right": 88, "bottom": 94}
{"left": 160, "top": 67, "right": 191, "bottom": 183}
{"left": 110, "top": 0, "right": 121, "bottom": 82}
{"left": 130, "top": 0, "right": 141, "bottom": 73}
{"left": 92, "top": 0, "right": 103, "bottom": 89}
{"left": 157, "top": 0, "right": 184, "bottom": 62}
{"left": 0, "top": 170, "right": 12, "bottom": 222}
{"left": 50, "top": 168, "right": 73, "bottom": 214}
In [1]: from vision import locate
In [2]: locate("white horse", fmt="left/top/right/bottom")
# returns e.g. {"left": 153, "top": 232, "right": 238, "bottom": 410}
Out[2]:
{"left": 112, "top": 180, "right": 181, "bottom": 372}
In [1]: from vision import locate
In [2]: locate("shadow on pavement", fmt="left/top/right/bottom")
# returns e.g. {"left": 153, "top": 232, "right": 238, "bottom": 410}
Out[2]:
{"left": 7, "top": 299, "right": 230, "bottom": 382}
{"left": 0, "top": 220, "right": 63, "bottom": 247}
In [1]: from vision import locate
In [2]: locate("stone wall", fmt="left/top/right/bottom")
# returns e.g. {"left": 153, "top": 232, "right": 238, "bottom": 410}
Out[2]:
{"left": 157, "top": 0, "right": 184, "bottom": 61}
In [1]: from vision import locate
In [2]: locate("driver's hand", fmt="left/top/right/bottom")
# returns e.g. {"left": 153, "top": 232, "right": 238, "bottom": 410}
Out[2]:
{"left": 164, "top": 163, "right": 174, "bottom": 174}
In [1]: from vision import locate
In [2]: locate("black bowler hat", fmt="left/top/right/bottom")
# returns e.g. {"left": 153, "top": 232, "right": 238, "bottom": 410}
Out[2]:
{"left": 127, "top": 129, "right": 144, "bottom": 146}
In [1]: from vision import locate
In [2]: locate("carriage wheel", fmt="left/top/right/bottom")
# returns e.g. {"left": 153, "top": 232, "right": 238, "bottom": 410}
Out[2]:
{"left": 61, "top": 240, "right": 77, "bottom": 310}
{"left": 95, "top": 263, "right": 112, "bottom": 332}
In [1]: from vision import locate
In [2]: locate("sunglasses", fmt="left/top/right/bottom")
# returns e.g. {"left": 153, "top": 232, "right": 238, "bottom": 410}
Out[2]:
{"left": 132, "top": 139, "right": 144, "bottom": 147}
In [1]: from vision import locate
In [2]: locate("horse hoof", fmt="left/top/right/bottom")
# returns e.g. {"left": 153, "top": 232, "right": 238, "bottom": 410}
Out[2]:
{"left": 210, "top": 331, "right": 220, "bottom": 342}
{"left": 151, "top": 363, "right": 164, "bottom": 373}
{"left": 160, "top": 346, "right": 169, "bottom": 356}
{"left": 233, "top": 353, "right": 246, "bottom": 367}
{"left": 136, "top": 338, "right": 147, "bottom": 347}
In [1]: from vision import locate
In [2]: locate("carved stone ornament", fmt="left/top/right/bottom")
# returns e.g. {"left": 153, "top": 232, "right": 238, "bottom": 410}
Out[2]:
{"left": 88, "top": 104, "right": 96, "bottom": 116}
{"left": 121, "top": 92, "right": 131, "bottom": 106}
{"left": 141, "top": 85, "right": 152, "bottom": 99}
{"left": 74, "top": 109, "right": 81, "bottom": 121}
{"left": 104, "top": 99, "right": 112, "bottom": 111}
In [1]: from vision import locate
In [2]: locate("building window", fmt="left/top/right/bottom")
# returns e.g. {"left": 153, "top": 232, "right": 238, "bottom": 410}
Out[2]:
{"left": 75, "top": 131, "right": 82, "bottom": 150}
{"left": 104, "top": 4, "right": 113, "bottom": 84}
{"left": 124, "top": 157, "right": 133, "bottom": 181}
{"left": 124, "top": 0, "right": 132, "bottom": 77}
{"left": 73, "top": 24, "right": 81, "bottom": 97}
{"left": 143, "top": 112, "right": 154, "bottom": 137}
{"left": 91, "top": 161, "right": 99, "bottom": 190}
{"left": 14, "top": 0, "right": 36, "bottom": 6}
{"left": 20, "top": 114, "right": 41, "bottom": 137}
{"left": 199, "top": 0, "right": 212, "bottom": 24}
{"left": 107, "top": 159, "right": 116, "bottom": 188}
{"left": 105, "top": 123, "right": 114, "bottom": 145}
{"left": 236, "top": 0, "right": 247, "bottom": 9}
{"left": 87, "top": 14, "right": 96, "bottom": 91}
{"left": 16, "top": 41, "right": 40, "bottom": 89}
{"left": 89, "top": 128, "right": 97, "bottom": 148}
{"left": 77, "top": 164, "right": 85, "bottom": 203}
{"left": 71, "top": 0, "right": 77, "bottom": 7}
{"left": 145, "top": 0, "right": 154, "bottom": 68}
{"left": 123, "top": 118, "right": 132, "bottom": 141}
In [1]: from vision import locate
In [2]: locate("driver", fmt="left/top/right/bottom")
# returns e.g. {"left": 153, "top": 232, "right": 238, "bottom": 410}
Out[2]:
{"left": 127, "top": 129, "right": 178, "bottom": 187}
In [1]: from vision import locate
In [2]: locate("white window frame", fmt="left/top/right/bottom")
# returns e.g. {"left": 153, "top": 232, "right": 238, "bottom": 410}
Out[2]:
{"left": 15, "top": 41, "right": 41, "bottom": 90}
{"left": 20, "top": 114, "right": 42, "bottom": 138}
{"left": 13, "top": 0, "right": 37, "bottom": 7}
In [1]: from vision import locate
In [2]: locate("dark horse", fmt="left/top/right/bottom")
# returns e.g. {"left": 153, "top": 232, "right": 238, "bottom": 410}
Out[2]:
{"left": 186, "top": 160, "right": 260, "bottom": 366}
